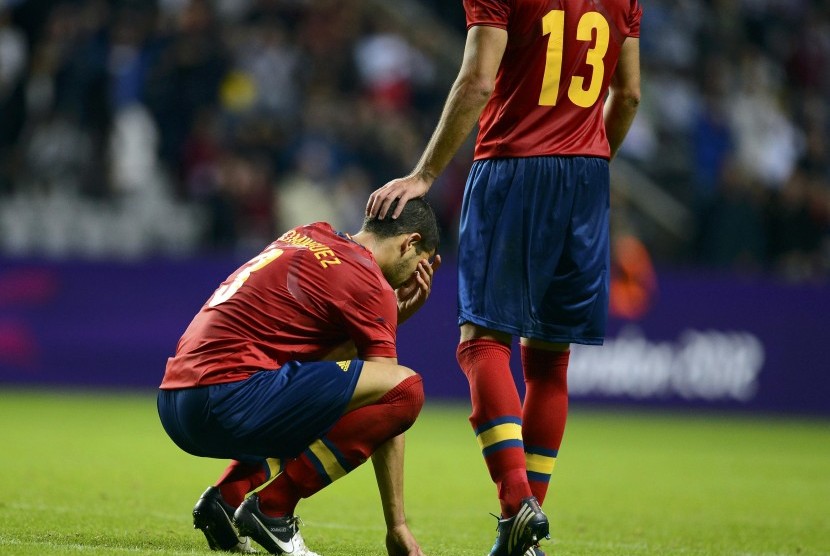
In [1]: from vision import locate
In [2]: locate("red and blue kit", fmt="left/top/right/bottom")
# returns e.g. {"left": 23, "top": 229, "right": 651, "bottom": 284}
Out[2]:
{"left": 465, "top": 0, "right": 642, "bottom": 159}
{"left": 161, "top": 222, "right": 397, "bottom": 390}
{"left": 157, "top": 224, "right": 420, "bottom": 462}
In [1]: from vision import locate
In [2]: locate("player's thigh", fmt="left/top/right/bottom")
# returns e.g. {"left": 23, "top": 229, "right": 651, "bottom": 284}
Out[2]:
{"left": 520, "top": 337, "right": 570, "bottom": 352}
{"left": 459, "top": 322, "right": 512, "bottom": 344}
{"left": 209, "top": 360, "right": 363, "bottom": 458}
{"left": 456, "top": 323, "right": 570, "bottom": 351}
{"left": 348, "top": 361, "right": 416, "bottom": 412}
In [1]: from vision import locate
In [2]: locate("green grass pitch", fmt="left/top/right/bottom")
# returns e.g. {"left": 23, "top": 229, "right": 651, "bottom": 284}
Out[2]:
{"left": 1, "top": 389, "right": 828, "bottom": 556}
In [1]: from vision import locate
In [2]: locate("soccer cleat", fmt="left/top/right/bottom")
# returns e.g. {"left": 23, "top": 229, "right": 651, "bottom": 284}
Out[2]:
{"left": 233, "top": 494, "right": 320, "bottom": 555}
{"left": 192, "top": 486, "right": 257, "bottom": 553}
{"left": 488, "top": 496, "right": 549, "bottom": 556}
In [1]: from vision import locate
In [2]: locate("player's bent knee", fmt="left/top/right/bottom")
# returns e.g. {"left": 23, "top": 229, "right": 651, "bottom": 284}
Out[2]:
{"left": 362, "top": 361, "right": 415, "bottom": 383}
{"left": 380, "top": 374, "right": 425, "bottom": 434}
{"left": 391, "top": 363, "right": 417, "bottom": 382}
{"left": 349, "top": 362, "right": 420, "bottom": 412}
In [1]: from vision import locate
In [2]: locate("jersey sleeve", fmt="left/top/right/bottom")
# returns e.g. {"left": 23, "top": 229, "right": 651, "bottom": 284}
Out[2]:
{"left": 464, "top": 0, "right": 510, "bottom": 29}
{"left": 341, "top": 283, "right": 398, "bottom": 360}
{"left": 627, "top": 1, "right": 643, "bottom": 38}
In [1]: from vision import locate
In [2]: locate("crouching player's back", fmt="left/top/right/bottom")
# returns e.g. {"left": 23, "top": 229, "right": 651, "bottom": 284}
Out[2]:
{"left": 158, "top": 199, "right": 442, "bottom": 555}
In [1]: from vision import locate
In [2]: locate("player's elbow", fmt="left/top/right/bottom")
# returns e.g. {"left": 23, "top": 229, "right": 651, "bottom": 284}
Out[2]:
{"left": 608, "top": 88, "right": 640, "bottom": 121}
{"left": 624, "top": 89, "right": 641, "bottom": 109}
{"left": 473, "top": 76, "right": 496, "bottom": 101}
{"left": 614, "top": 85, "right": 641, "bottom": 109}
{"left": 457, "top": 73, "right": 495, "bottom": 104}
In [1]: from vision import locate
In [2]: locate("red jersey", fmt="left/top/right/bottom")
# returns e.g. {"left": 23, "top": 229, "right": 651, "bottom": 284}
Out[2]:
{"left": 465, "top": 0, "right": 642, "bottom": 159}
{"left": 160, "top": 222, "right": 398, "bottom": 389}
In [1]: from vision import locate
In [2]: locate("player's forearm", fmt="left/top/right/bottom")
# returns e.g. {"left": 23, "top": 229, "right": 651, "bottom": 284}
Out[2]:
{"left": 604, "top": 88, "right": 640, "bottom": 159}
{"left": 412, "top": 75, "right": 491, "bottom": 183}
{"left": 371, "top": 433, "right": 409, "bottom": 528}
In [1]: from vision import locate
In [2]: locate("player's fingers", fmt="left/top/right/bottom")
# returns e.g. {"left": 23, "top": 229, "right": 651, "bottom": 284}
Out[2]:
{"left": 417, "top": 263, "right": 433, "bottom": 289}
{"left": 370, "top": 188, "right": 394, "bottom": 218}
{"left": 365, "top": 191, "right": 377, "bottom": 217}
{"left": 375, "top": 190, "right": 399, "bottom": 220}
{"left": 367, "top": 183, "right": 396, "bottom": 219}
{"left": 390, "top": 191, "right": 412, "bottom": 219}
{"left": 414, "top": 269, "right": 429, "bottom": 292}
{"left": 423, "top": 257, "right": 437, "bottom": 278}
{"left": 380, "top": 197, "right": 395, "bottom": 220}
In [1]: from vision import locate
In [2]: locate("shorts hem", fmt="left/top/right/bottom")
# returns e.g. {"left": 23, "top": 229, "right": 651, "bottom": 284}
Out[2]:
{"left": 458, "top": 312, "right": 604, "bottom": 346}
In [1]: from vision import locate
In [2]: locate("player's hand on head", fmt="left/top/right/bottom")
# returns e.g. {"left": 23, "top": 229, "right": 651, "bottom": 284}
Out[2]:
{"left": 366, "top": 175, "right": 432, "bottom": 220}
{"left": 385, "top": 524, "right": 426, "bottom": 556}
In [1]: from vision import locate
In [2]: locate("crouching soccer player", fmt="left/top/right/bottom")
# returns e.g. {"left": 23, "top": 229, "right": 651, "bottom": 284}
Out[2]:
{"left": 157, "top": 199, "right": 440, "bottom": 555}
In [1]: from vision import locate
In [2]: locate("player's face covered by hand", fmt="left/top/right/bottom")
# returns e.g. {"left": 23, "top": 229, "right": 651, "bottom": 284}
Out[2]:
{"left": 387, "top": 247, "right": 432, "bottom": 289}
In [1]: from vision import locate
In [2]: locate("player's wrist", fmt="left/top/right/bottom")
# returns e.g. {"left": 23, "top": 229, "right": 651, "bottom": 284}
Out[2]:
{"left": 387, "top": 520, "right": 409, "bottom": 532}
{"left": 413, "top": 168, "right": 437, "bottom": 185}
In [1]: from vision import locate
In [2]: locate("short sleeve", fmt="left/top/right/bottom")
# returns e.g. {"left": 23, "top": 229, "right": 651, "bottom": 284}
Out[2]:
{"left": 464, "top": 0, "right": 511, "bottom": 30}
{"left": 627, "top": 1, "right": 643, "bottom": 38}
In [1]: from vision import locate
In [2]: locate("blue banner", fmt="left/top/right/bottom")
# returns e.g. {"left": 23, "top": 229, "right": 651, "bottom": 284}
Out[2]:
{"left": 1, "top": 258, "right": 828, "bottom": 415}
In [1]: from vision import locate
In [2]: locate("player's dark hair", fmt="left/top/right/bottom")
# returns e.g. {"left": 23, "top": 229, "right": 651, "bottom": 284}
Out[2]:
{"left": 362, "top": 198, "right": 440, "bottom": 254}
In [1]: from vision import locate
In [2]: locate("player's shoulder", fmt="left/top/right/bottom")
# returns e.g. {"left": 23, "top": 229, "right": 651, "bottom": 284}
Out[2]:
{"left": 276, "top": 221, "right": 341, "bottom": 251}
{"left": 299, "top": 222, "right": 391, "bottom": 292}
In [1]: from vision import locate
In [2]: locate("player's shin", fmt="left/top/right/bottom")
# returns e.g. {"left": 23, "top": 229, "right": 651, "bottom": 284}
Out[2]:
{"left": 458, "top": 339, "right": 532, "bottom": 517}
{"left": 256, "top": 375, "right": 424, "bottom": 517}
{"left": 215, "top": 459, "right": 270, "bottom": 507}
{"left": 521, "top": 346, "right": 569, "bottom": 505}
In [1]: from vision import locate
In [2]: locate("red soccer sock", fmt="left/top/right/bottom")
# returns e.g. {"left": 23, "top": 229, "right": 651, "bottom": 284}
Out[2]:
{"left": 521, "top": 345, "right": 570, "bottom": 505}
{"left": 215, "top": 460, "right": 268, "bottom": 507}
{"left": 457, "top": 339, "right": 531, "bottom": 517}
{"left": 257, "top": 374, "right": 424, "bottom": 517}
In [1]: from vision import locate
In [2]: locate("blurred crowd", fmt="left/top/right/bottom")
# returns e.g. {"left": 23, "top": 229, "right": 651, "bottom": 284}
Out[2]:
{"left": 631, "top": 0, "right": 830, "bottom": 282}
{"left": 0, "top": 0, "right": 828, "bottom": 282}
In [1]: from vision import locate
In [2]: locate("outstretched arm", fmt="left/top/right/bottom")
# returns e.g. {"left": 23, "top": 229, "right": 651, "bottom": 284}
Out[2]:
{"left": 372, "top": 434, "right": 425, "bottom": 556}
{"left": 366, "top": 25, "right": 507, "bottom": 220}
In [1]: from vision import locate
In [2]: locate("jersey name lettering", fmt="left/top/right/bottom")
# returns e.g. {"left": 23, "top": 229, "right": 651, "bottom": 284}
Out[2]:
{"left": 279, "top": 229, "right": 342, "bottom": 268}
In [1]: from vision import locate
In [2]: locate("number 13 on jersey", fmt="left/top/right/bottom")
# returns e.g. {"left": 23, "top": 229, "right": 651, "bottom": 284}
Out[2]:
{"left": 539, "top": 10, "right": 610, "bottom": 108}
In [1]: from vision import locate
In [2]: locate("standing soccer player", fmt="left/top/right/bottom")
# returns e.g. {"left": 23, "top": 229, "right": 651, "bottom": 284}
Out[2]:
{"left": 367, "top": 1, "right": 642, "bottom": 555}
{"left": 158, "top": 199, "right": 440, "bottom": 556}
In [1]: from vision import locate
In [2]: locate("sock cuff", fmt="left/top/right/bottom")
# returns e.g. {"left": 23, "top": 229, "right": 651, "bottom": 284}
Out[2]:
{"left": 378, "top": 373, "right": 424, "bottom": 406}
{"left": 521, "top": 345, "right": 569, "bottom": 381}
{"left": 457, "top": 338, "right": 511, "bottom": 365}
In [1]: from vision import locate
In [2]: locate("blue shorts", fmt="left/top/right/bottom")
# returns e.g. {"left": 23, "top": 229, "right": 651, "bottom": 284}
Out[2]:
{"left": 157, "top": 360, "right": 363, "bottom": 463}
{"left": 458, "top": 156, "right": 610, "bottom": 345}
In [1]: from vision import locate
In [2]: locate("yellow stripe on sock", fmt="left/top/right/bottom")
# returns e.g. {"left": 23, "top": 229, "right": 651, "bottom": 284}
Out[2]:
{"left": 525, "top": 452, "right": 557, "bottom": 475}
{"left": 308, "top": 440, "right": 348, "bottom": 482}
{"left": 266, "top": 457, "right": 282, "bottom": 478}
{"left": 476, "top": 422, "right": 523, "bottom": 451}
{"left": 250, "top": 458, "right": 283, "bottom": 494}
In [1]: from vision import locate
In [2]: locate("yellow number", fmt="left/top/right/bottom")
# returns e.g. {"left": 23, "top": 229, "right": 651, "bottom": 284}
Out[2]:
{"left": 539, "top": 10, "right": 565, "bottom": 106}
{"left": 569, "top": 12, "right": 609, "bottom": 107}
{"left": 208, "top": 247, "right": 284, "bottom": 307}
{"left": 539, "top": 10, "right": 610, "bottom": 108}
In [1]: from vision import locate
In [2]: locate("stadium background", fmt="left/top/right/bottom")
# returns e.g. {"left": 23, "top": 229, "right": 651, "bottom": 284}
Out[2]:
{"left": 0, "top": 0, "right": 829, "bottom": 416}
